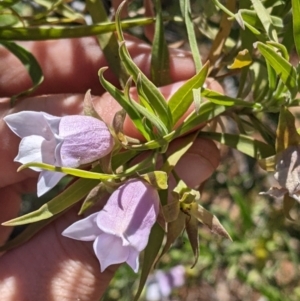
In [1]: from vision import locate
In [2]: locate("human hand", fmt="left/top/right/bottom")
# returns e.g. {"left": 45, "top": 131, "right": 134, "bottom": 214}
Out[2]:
{"left": 0, "top": 36, "right": 222, "bottom": 301}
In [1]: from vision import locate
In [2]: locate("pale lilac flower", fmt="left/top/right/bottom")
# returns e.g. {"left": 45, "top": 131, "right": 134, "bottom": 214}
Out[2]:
{"left": 260, "top": 145, "right": 300, "bottom": 203}
{"left": 146, "top": 265, "right": 185, "bottom": 301}
{"left": 4, "top": 111, "right": 114, "bottom": 196}
{"left": 62, "top": 179, "right": 160, "bottom": 272}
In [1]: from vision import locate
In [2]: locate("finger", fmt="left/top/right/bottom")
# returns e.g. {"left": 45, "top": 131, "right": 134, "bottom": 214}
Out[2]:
{"left": 170, "top": 137, "right": 220, "bottom": 188}
{"left": 0, "top": 206, "right": 117, "bottom": 301}
{"left": 0, "top": 36, "right": 196, "bottom": 97}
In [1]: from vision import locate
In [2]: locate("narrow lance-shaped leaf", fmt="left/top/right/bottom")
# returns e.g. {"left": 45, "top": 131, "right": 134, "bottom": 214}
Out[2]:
{"left": 135, "top": 75, "right": 169, "bottom": 136}
{"left": 0, "top": 41, "right": 44, "bottom": 106}
{"left": 266, "top": 61, "right": 277, "bottom": 91}
{"left": 250, "top": 0, "right": 278, "bottom": 42}
{"left": 18, "top": 162, "right": 118, "bottom": 181}
{"left": 0, "top": 214, "right": 62, "bottom": 252}
{"left": 99, "top": 68, "right": 152, "bottom": 141}
{"left": 3, "top": 178, "right": 99, "bottom": 226}
{"left": 257, "top": 42, "right": 298, "bottom": 98}
{"left": 168, "top": 61, "right": 209, "bottom": 126}
{"left": 180, "top": 0, "right": 202, "bottom": 72}
{"left": 115, "top": 2, "right": 172, "bottom": 130}
{"left": 237, "top": 9, "right": 283, "bottom": 29}
{"left": 193, "top": 88, "right": 202, "bottom": 114}
{"left": 199, "top": 132, "right": 275, "bottom": 159}
{"left": 151, "top": 0, "right": 170, "bottom": 86}
{"left": 201, "top": 88, "right": 261, "bottom": 108}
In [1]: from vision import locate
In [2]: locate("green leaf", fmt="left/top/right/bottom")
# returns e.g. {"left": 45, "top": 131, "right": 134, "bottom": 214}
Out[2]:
{"left": 168, "top": 61, "right": 209, "bottom": 126}
{"left": 115, "top": 3, "right": 172, "bottom": 130}
{"left": 0, "top": 214, "right": 61, "bottom": 252}
{"left": 18, "top": 162, "right": 117, "bottom": 180}
{"left": 134, "top": 223, "right": 164, "bottom": 301}
{"left": 292, "top": 0, "right": 300, "bottom": 57}
{"left": 199, "top": 132, "right": 275, "bottom": 158}
{"left": 178, "top": 102, "right": 228, "bottom": 136}
{"left": 201, "top": 88, "right": 261, "bottom": 108}
{"left": 180, "top": 0, "right": 202, "bottom": 72}
{"left": 212, "top": 0, "right": 263, "bottom": 37}
{"left": 150, "top": 0, "right": 170, "bottom": 86}
{"left": 266, "top": 61, "right": 277, "bottom": 91}
{"left": 0, "top": 41, "right": 44, "bottom": 105}
{"left": 134, "top": 76, "right": 169, "bottom": 136}
{"left": 126, "top": 103, "right": 229, "bottom": 151}
{"left": 98, "top": 68, "right": 152, "bottom": 141}
{"left": 139, "top": 171, "right": 168, "bottom": 190}
{"left": 119, "top": 41, "right": 172, "bottom": 130}
{"left": 250, "top": 0, "right": 278, "bottom": 42}
{"left": 2, "top": 178, "right": 99, "bottom": 226}
{"left": 257, "top": 42, "right": 298, "bottom": 97}
{"left": 193, "top": 88, "right": 202, "bottom": 114}
{"left": 237, "top": 9, "right": 283, "bottom": 29}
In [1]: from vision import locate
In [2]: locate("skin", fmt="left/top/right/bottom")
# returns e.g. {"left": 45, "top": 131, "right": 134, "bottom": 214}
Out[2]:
{"left": 0, "top": 36, "right": 222, "bottom": 301}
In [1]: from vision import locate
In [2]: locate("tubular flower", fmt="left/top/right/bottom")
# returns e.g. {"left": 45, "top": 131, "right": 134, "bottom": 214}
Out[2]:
{"left": 4, "top": 111, "right": 114, "bottom": 196}
{"left": 62, "top": 179, "right": 160, "bottom": 273}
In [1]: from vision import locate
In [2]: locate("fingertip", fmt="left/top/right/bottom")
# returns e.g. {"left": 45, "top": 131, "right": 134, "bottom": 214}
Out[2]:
{"left": 171, "top": 138, "right": 220, "bottom": 187}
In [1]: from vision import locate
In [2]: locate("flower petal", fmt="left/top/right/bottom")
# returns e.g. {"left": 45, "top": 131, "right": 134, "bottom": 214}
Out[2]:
{"left": 15, "top": 135, "right": 56, "bottom": 171}
{"left": 126, "top": 248, "right": 140, "bottom": 273}
{"left": 57, "top": 115, "right": 114, "bottom": 167}
{"left": 37, "top": 170, "right": 65, "bottom": 197}
{"left": 62, "top": 213, "right": 102, "bottom": 241}
{"left": 97, "top": 179, "right": 159, "bottom": 251}
{"left": 93, "top": 233, "right": 131, "bottom": 272}
{"left": 4, "top": 111, "right": 59, "bottom": 140}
